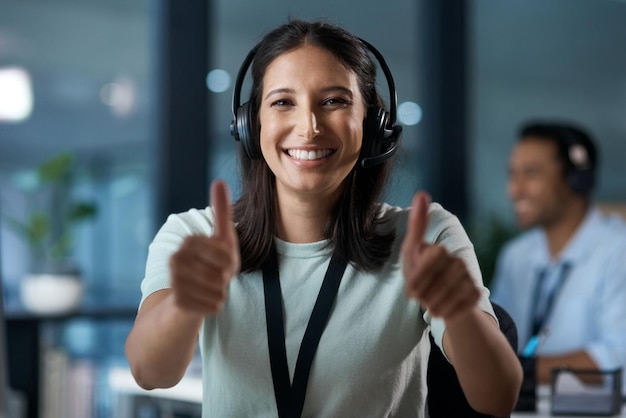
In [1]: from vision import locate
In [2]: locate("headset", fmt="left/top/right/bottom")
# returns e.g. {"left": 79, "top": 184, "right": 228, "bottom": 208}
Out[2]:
{"left": 558, "top": 127, "right": 596, "bottom": 196}
{"left": 229, "top": 38, "right": 403, "bottom": 169}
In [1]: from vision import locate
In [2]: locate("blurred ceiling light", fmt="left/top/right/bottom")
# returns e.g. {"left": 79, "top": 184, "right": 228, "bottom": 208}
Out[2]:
{"left": 206, "top": 69, "right": 231, "bottom": 93}
{"left": 100, "top": 75, "right": 137, "bottom": 117}
{"left": 0, "top": 67, "right": 33, "bottom": 122}
{"left": 397, "top": 101, "right": 423, "bottom": 126}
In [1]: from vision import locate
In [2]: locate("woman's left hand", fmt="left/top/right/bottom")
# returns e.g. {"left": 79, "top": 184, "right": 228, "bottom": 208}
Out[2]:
{"left": 401, "top": 192, "right": 481, "bottom": 321}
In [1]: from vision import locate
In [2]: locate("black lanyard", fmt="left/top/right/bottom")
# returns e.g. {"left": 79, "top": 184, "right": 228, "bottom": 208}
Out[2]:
{"left": 530, "top": 262, "right": 572, "bottom": 337}
{"left": 262, "top": 244, "right": 348, "bottom": 418}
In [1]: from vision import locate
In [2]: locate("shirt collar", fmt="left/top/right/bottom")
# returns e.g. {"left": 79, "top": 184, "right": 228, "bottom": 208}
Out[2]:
{"left": 555, "top": 206, "right": 603, "bottom": 264}
{"left": 531, "top": 207, "right": 601, "bottom": 269}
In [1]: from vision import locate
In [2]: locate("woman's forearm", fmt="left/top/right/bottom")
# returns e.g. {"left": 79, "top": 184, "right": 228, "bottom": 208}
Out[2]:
{"left": 443, "top": 306, "right": 523, "bottom": 417}
{"left": 125, "top": 289, "right": 204, "bottom": 389}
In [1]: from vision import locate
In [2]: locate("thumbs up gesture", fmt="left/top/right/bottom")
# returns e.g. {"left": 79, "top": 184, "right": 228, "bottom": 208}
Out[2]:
{"left": 402, "top": 192, "right": 480, "bottom": 321}
{"left": 169, "top": 180, "right": 241, "bottom": 316}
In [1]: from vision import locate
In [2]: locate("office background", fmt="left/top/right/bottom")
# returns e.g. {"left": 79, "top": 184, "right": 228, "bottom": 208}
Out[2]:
{"left": 1, "top": 0, "right": 625, "bottom": 417}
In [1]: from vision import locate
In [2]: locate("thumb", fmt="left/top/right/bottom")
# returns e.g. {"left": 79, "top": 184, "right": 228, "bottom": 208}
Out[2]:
{"left": 211, "top": 180, "right": 236, "bottom": 245}
{"left": 406, "top": 192, "right": 431, "bottom": 250}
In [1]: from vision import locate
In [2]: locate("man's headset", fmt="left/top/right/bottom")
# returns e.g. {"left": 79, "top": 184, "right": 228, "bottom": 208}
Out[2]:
{"left": 229, "top": 39, "right": 403, "bottom": 169}
{"left": 557, "top": 127, "right": 596, "bottom": 196}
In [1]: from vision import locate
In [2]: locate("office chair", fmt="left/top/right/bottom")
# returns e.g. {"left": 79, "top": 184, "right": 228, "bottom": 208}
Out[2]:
{"left": 427, "top": 302, "right": 518, "bottom": 418}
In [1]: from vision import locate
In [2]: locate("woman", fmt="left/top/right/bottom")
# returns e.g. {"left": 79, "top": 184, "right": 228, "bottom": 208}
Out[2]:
{"left": 126, "top": 19, "right": 522, "bottom": 417}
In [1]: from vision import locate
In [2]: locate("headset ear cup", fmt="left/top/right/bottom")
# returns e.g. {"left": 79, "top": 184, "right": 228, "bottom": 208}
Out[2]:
{"left": 561, "top": 131, "right": 595, "bottom": 196}
{"left": 235, "top": 102, "right": 261, "bottom": 159}
{"left": 361, "top": 107, "right": 389, "bottom": 160}
{"left": 568, "top": 170, "right": 595, "bottom": 195}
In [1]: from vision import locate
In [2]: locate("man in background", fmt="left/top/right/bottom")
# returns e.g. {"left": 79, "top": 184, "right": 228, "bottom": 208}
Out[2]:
{"left": 491, "top": 120, "right": 626, "bottom": 387}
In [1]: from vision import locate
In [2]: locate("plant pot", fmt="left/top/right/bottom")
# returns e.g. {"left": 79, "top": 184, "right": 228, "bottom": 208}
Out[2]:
{"left": 20, "top": 273, "right": 84, "bottom": 315}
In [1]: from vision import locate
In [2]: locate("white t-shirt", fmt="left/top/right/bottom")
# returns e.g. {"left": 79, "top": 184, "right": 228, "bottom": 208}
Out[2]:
{"left": 140, "top": 202, "right": 494, "bottom": 417}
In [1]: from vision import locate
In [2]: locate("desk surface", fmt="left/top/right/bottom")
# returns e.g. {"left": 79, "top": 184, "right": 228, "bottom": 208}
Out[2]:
{"left": 110, "top": 373, "right": 626, "bottom": 417}
{"left": 512, "top": 399, "right": 625, "bottom": 417}
{"left": 512, "top": 386, "right": 626, "bottom": 418}
{"left": 109, "top": 367, "right": 203, "bottom": 403}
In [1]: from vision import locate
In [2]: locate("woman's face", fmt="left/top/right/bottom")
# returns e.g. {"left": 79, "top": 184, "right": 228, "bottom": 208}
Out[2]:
{"left": 258, "top": 44, "right": 366, "bottom": 203}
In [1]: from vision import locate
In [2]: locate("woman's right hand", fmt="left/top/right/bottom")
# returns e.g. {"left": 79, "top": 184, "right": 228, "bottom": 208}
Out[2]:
{"left": 168, "top": 180, "right": 241, "bottom": 316}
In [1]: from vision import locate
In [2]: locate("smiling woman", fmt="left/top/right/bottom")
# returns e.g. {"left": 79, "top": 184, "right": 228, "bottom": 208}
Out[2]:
{"left": 125, "top": 19, "right": 522, "bottom": 418}
{"left": 228, "top": 21, "right": 402, "bottom": 272}
{"left": 258, "top": 45, "right": 366, "bottom": 228}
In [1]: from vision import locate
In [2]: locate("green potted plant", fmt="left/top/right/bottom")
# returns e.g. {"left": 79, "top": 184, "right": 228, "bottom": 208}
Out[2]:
{"left": 468, "top": 213, "right": 519, "bottom": 289}
{"left": 3, "top": 152, "right": 97, "bottom": 314}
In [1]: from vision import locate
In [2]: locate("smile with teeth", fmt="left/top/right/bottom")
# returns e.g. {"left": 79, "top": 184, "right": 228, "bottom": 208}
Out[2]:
{"left": 286, "top": 149, "right": 334, "bottom": 161}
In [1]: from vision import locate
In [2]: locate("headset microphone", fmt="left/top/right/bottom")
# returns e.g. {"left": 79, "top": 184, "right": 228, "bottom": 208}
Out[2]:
{"left": 359, "top": 124, "right": 403, "bottom": 168}
{"left": 356, "top": 39, "right": 403, "bottom": 168}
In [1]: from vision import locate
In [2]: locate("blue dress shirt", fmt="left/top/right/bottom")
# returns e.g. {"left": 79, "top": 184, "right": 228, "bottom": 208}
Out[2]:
{"left": 491, "top": 207, "right": 626, "bottom": 391}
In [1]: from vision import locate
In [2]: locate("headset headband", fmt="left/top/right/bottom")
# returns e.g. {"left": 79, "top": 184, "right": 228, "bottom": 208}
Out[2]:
{"left": 231, "top": 38, "right": 398, "bottom": 128}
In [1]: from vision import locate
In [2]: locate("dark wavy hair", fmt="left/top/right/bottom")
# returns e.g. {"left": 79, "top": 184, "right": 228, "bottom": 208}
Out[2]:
{"left": 234, "top": 19, "right": 396, "bottom": 273}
